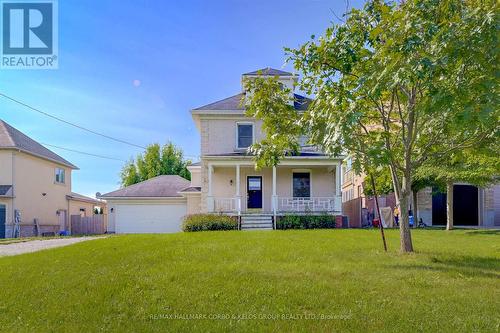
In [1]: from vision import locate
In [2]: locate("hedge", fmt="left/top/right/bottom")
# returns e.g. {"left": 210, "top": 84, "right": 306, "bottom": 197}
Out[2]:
{"left": 276, "top": 214, "right": 336, "bottom": 230}
{"left": 182, "top": 214, "right": 238, "bottom": 232}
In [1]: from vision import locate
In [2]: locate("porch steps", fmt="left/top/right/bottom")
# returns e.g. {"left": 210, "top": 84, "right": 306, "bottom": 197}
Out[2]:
{"left": 240, "top": 215, "right": 274, "bottom": 231}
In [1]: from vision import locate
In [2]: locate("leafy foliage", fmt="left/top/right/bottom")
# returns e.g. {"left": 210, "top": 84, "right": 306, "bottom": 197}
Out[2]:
{"left": 182, "top": 214, "right": 238, "bottom": 232}
{"left": 243, "top": 76, "right": 303, "bottom": 169}
{"left": 276, "top": 214, "right": 337, "bottom": 230}
{"left": 120, "top": 143, "right": 191, "bottom": 187}
{"left": 245, "top": 0, "right": 499, "bottom": 252}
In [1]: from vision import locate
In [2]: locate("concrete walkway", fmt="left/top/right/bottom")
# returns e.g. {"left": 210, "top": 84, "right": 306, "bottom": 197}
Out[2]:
{"left": 0, "top": 237, "right": 103, "bottom": 257}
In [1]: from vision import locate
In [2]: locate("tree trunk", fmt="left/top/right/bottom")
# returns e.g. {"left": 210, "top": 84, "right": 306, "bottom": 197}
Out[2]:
{"left": 398, "top": 171, "right": 414, "bottom": 253}
{"left": 446, "top": 181, "right": 454, "bottom": 230}
{"left": 412, "top": 189, "right": 418, "bottom": 228}
{"left": 370, "top": 173, "right": 387, "bottom": 252}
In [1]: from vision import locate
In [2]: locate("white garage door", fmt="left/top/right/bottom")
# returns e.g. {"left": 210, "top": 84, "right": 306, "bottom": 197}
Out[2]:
{"left": 115, "top": 203, "right": 187, "bottom": 233}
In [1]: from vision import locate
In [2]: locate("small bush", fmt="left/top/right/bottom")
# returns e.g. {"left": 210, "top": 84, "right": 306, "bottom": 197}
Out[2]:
{"left": 277, "top": 214, "right": 336, "bottom": 230}
{"left": 182, "top": 214, "right": 238, "bottom": 232}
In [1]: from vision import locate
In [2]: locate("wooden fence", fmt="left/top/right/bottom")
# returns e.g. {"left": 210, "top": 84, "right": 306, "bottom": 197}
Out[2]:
{"left": 71, "top": 215, "right": 105, "bottom": 235}
{"left": 342, "top": 197, "right": 362, "bottom": 228}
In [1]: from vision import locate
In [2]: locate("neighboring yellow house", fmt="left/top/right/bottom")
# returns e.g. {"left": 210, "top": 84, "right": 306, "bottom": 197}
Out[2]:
{"left": 0, "top": 120, "right": 104, "bottom": 238}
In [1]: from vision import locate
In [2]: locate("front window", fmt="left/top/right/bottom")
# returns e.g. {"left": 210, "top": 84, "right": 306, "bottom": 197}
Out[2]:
{"left": 293, "top": 172, "right": 311, "bottom": 198}
{"left": 55, "top": 168, "right": 65, "bottom": 184}
{"left": 237, "top": 123, "right": 253, "bottom": 149}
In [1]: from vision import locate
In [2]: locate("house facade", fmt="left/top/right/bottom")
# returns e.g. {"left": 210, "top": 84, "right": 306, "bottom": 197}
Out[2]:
{"left": 187, "top": 68, "right": 343, "bottom": 219}
{"left": 101, "top": 68, "right": 343, "bottom": 233}
{"left": 0, "top": 120, "right": 105, "bottom": 238}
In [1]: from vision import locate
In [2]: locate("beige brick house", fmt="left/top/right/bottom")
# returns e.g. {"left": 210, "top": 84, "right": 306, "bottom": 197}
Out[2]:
{"left": 0, "top": 120, "right": 105, "bottom": 238}
{"left": 101, "top": 68, "right": 344, "bottom": 232}
{"left": 188, "top": 68, "right": 344, "bottom": 225}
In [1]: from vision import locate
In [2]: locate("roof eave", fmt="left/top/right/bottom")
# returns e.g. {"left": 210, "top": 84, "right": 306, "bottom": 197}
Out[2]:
{"left": 98, "top": 196, "right": 185, "bottom": 200}
{"left": 1, "top": 147, "right": 79, "bottom": 169}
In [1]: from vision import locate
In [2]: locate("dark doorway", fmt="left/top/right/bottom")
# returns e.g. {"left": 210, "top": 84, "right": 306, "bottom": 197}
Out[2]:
{"left": 247, "top": 176, "right": 262, "bottom": 209}
{"left": 0, "top": 205, "right": 6, "bottom": 239}
{"left": 432, "top": 188, "right": 447, "bottom": 226}
{"left": 432, "top": 185, "right": 479, "bottom": 226}
{"left": 454, "top": 185, "right": 478, "bottom": 226}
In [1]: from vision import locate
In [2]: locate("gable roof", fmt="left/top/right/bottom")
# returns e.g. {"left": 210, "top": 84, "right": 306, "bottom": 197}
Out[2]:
{"left": 242, "top": 67, "right": 294, "bottom": 76}
{"left": 0, "top": 120, "right": 77, "bottom": 169}
{"left": 67, "top": 192, "right": 104, "bottom": 205}
{"left": 100, "top": 175, "right": 190, "bottom": 198}
{"left": 193, "top": 93, "right": 311, "bottom": 112}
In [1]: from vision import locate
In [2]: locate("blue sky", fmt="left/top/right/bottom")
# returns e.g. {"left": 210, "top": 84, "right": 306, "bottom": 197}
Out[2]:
{"left": 0, "top": 0, "right": 364, "bottom": 197}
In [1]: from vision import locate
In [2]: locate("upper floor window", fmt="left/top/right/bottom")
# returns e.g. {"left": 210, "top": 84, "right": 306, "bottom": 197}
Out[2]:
{"left": 55, "top": 168, "right": 65, "bottom": 184}
{"left": 237, "top": 123, "right": 253, "bottom": 149}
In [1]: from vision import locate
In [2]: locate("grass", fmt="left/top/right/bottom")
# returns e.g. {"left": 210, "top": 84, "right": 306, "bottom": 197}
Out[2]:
{"left": 0, "top": 229, "right": 498, "bottom": 332}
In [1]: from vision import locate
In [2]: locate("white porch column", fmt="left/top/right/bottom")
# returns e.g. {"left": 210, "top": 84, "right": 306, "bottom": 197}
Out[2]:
{"left": 335, "top": 162, "right": 342, "bottom": 195}
{"left": 235, "top": 164, "right": 241, "bottom": 215}
{"left": 335, "top": 162, "right": 342, "bottom": 213}
{"left": 272, "top": 166, "right": 277, "bottom": 225}
{"left": 207, "top": 164, "right": 214, "bottom": 212}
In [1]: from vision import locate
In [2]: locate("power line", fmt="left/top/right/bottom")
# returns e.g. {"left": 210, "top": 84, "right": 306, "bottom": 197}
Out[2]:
{"left": 0, "top": 92, "right": 147, "bottom": 149}
{"left": 0, "top": 91, "right": 201, "bottom": 160}
{"left": 41, "top": 143, "right": 126, "bottom": 162}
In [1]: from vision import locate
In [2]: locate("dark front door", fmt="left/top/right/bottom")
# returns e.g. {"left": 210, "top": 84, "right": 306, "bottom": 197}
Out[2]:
{"left": 432, "top": 188, "right": 447, "bottom": 226}
{"left": 247, "top": 176, "right": 263, "bottom": 209}
{"left": 454, "top": 185, "right": 478, "bottom": 226}
{"left": 0, "top": 205, "right": 5, "bottom": 239}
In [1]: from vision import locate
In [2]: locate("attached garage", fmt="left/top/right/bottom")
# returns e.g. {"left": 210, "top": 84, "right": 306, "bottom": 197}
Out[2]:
{"left": 100, "top": 176, "right": 190, "bottom": 234}
{"left": 113, "top": 200, "right": 187, "bottom": 233}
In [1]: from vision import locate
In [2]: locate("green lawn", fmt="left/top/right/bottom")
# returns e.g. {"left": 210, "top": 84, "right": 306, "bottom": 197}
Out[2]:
{"left": 0, "top": 230, "right": 498, "bottom": 332}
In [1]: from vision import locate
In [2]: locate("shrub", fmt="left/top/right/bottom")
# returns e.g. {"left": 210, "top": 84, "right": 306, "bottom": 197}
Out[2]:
{"left": 277, "top": 214, "right": 336, "bottom": 230}
{"left": 182, "top": 214, "right": 238, "bottom": 232}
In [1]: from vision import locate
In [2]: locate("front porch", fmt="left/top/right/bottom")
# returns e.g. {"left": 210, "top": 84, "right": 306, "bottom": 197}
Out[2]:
{"left": 205, "top": 159, "right": 342, "bottom": 217}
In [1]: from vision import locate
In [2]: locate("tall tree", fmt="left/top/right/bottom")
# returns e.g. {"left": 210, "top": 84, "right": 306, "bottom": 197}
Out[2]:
{"left": 120, "top": 143, "right": 191, "bottom": 187}
{"left": 245, "top": 0, "right": 498, "bottom": 252}
{"left": 120, "top": 159, "right": 141, "bottom": 187}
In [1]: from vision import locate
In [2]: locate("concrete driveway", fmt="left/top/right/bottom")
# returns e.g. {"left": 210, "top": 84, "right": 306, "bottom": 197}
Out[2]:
{"left": 0, "top": 237, "right": 103, "bottom": 257}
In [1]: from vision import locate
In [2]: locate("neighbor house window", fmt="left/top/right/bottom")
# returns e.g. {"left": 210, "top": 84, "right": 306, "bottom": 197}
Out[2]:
{"left": 79, "top": 208, "right": 86, "bottom": 217}
{"left": 237, "top": 123, "right": 253, "bottom": 149}
{"left": 55, "top": 168, "right": 65, "bottom": 184}
{"left": 293, "top": 172, "right": 311, "bottom": 198}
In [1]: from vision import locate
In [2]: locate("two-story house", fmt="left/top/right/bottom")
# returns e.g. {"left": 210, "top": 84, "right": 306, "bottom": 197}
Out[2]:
{"left": 102, "top": 68, "right": 344, "bottom": 232}
{"left": 0, "top": 120, "right": 105, "bottom": 238}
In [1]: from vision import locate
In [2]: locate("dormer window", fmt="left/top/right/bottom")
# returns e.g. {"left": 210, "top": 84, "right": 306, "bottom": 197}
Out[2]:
{"left": 237, "top": 123, "right": 253, "bottom": 149}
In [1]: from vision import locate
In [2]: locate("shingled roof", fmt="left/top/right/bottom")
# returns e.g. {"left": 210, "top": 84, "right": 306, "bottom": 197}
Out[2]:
{"left": 0, "top": 120, "right": 77, "bottom": 169}
{"left": 100, "top": 175, "right": 190, "bottom": 198}
{"left": 242, "top": 67, "right": 294, "bottom": 76}
{"left": 193, "top": 93, "right": 311, "bottom": 111}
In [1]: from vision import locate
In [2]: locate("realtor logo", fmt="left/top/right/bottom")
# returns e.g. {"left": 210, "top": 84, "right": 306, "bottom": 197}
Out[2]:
{"left": 1, "top": 0, "right": 58, "bottom": 69}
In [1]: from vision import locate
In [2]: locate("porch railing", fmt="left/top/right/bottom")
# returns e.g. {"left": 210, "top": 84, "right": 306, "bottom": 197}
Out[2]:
{"left": 210, "top": 196, "right": 338, "bottom": 214}
{"left": 213, "top": 197, "right": 239, "bottom": 213}
{"left": 277, "top": 197, "right": 336, "bottom": 213}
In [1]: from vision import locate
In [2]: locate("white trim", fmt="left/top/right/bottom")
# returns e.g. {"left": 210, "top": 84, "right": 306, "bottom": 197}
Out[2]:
{"left": 187, "top": 165, "right": 201, "bottom": 171}
{"left": 291, "top": 170, "right": 312, "bottom": 198}
{"left": 202, "top": 158, "right": 343, "bottom": 166}
{"left": 235, "top": 121, "right": 255, "bottom": 150}
{"left": 99, "top": 196, "right": 186, "bottom": 201}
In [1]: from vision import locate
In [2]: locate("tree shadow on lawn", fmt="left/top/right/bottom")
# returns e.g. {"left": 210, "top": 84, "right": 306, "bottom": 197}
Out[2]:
{"left": 387, "top": 255, "right": 500, "bottom": 279}
{"left": 464, "top": 230, "right": 500, "bottom": 236}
